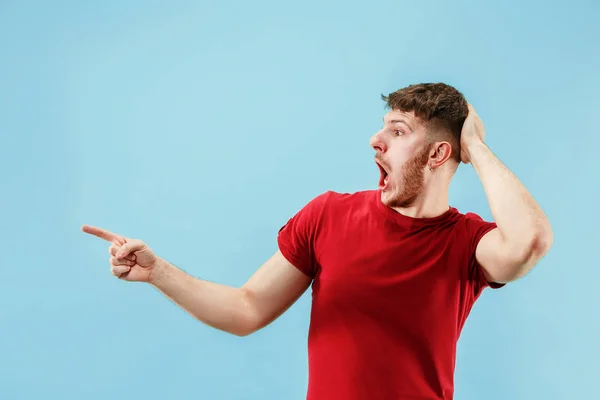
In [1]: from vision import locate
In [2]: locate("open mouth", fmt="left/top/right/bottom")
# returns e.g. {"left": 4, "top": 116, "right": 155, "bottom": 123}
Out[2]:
{"left": 376, "top": 161, "right": 389, "bottom": 189}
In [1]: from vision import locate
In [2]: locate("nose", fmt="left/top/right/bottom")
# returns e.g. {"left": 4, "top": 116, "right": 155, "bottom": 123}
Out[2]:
{"left": 370, "top": 130, "right": 387, "bottom": 153}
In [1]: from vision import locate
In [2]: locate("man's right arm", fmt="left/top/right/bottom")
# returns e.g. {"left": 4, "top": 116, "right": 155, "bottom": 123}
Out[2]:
{"left": 149, "top": 250, "right": 312, "bottom": 336}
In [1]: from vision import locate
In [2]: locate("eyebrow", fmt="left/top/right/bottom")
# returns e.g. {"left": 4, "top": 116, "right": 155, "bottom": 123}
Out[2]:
{"left": 383, "top": 117, "right": 414, "bottom": 132}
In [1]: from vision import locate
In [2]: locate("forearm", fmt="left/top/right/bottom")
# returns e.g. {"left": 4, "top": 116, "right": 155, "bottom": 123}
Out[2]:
{"left": 469, "top": 140, "right": 553, "bottom": 255}
{"left": 148, "top": 258, "right": 256, "bottom": 336}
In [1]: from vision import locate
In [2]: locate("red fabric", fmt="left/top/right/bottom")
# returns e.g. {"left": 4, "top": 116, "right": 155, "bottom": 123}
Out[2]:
{"left": 277, "top": 190, "right": 502, "bottom": 400}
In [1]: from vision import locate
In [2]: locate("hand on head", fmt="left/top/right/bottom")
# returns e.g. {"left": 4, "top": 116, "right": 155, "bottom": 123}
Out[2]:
{"left": 459, "top": 104, "right": 486, "bottom": 164}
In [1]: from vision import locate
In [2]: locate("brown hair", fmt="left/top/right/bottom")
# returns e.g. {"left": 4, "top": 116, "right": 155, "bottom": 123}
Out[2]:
{"left": 381, "top": 83, "right": 468, "bottom": 162}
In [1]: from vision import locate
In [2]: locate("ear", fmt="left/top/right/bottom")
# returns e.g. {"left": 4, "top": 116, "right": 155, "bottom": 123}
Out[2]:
{"left": 428, "top": 141, "right": 453, "bottom": 169}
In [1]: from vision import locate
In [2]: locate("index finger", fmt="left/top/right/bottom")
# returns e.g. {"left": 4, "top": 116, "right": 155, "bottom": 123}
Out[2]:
{"left": 81, "top": 225, "right": 126, "bottom": 245}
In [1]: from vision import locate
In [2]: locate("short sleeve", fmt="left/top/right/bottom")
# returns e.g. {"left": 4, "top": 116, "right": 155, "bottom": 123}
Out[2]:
{"left": 464, "top": 212, "right": 505, "bottom": 291}
{"left": 277, "top": 192, "right": 331, "bottom": 278}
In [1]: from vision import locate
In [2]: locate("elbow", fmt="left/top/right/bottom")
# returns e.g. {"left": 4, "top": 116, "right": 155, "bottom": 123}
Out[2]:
{"left": 533, "top": 227, "right": 553, "bottom": 259}
{"left": 229, "top": 289, "right": 263, "bottom": 337}
{"left": 231, "top": 328, "right": 254, "bottom": 337}
{"left": 226, "top": 318, "right": 260, "bottom": 337}
{"left": 528, "top": 219, "right": 554, "bottom": 262}
{"left": 507, "top": 227, "right": 554, "bottom": 281}
{"left": 232, "top": 312, "right": 263, "bottom": 337}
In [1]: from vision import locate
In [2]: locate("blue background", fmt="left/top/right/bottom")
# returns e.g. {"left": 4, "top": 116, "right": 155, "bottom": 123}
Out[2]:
{"left": 1, "top": 0, "right": 598, "bottom": 399}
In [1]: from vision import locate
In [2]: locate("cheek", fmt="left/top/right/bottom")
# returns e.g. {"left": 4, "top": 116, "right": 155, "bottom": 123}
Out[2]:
{"left": 390, "top": 139, "right": 425, "bottom": 165}
{"left": 388, "top": 149, "right": 411, "bottom": 171}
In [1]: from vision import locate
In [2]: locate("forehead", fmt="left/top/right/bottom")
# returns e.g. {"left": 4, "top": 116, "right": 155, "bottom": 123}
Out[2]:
{"left": 382, "top": 110, "right": 421, "bottom": 130}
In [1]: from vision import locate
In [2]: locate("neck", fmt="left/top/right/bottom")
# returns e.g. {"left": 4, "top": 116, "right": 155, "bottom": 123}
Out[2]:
{"left": 391, "top": 171, "right": 451, "bottom": 219}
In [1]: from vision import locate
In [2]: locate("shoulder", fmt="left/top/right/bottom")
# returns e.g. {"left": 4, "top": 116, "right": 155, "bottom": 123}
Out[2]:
{"left": 286, "top": 189, "right": 376, "bottom": 226}
{"left": 447, "top": 208, "right": 490, "bottom": 225}
{"left": 460, "top": 210, "right": 495, "bottom": 230}
{"left": 463, "top": 211, "right": 487, "bottom": 222}
{"left": 278, "top": 190, "right": 370, "bottom": 243}
{"left": 451, "top": 208, "right": 497, "bottom": 246}
{"left": 305, "top": 189, "right": 376, "bottom": 209}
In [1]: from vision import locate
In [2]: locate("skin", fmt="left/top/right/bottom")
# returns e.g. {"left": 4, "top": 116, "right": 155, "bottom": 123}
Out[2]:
{"left": 81, "top": 224, "right": 310, "bottom": 336}
{"left": 371, "top": 104, "right": 553, "bottom": 282}
{"left": 82, "top": 104, "right": 553, "bottom": 335}
{"left": 372, "top": 109, "right": 451, "bottom": 217}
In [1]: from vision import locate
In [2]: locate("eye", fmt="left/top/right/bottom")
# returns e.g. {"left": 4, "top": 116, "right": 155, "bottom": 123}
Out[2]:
{"left": 394, "top": 129, "right": 404, "bottom": 136}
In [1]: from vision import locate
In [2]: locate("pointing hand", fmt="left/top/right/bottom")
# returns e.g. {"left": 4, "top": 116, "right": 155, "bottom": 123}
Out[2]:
{"left": 82, "top": 225, "right": 158, "bottom": 282}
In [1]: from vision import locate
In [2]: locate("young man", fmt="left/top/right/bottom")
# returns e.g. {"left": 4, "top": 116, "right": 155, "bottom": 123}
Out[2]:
{"left": 83, "top": 83, "right": 553, "bottom": 400}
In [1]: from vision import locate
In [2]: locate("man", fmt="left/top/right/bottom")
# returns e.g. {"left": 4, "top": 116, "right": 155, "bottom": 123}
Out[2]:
{"left": 82, "top": 83, "right": 553, "bottom": 400}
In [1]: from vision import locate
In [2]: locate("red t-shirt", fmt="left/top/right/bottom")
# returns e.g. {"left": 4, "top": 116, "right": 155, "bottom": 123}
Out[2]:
{"left": 277, "top": 190, "right": 502, "bottom": 400}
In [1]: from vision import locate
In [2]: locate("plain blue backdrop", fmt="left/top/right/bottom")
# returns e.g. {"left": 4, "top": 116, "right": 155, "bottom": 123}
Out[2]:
{"left": 1, "top": 0, "right": 598, "bottom": 399}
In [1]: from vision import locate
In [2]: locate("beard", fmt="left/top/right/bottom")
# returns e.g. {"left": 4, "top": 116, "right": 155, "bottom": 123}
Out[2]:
{"left": 384, "top": 144, "right": 431, "bottom": 208}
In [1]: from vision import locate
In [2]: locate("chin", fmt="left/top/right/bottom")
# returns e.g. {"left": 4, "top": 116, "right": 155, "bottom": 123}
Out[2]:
{"left": 379, "top": 188, "right": 395, "bottom": 206}
{"left": 380, "top": 186, "right": 419, "bottom": 209}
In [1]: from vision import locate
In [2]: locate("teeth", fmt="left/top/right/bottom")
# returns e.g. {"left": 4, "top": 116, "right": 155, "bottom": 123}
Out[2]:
{"left": 376, "top": 160, "right": 389, "bottom": 188}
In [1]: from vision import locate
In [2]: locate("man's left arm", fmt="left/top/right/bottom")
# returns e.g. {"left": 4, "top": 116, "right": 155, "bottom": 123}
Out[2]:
{"left": 461, "top": 105, "right": 554, "bottom": 284}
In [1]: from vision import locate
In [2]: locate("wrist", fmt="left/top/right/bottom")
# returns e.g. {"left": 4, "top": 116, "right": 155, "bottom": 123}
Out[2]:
{"left": 148, "top": 257, "right": 171, "bottom": 286}
{"left": 465, "top": 139, "right": 489, "bottom": 165}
